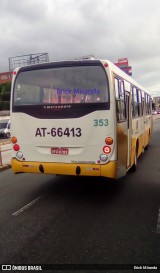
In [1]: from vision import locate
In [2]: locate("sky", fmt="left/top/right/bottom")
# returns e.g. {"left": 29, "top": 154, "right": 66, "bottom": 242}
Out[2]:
{"left": 0, "top": 0, "right": 160, "bottom": 95}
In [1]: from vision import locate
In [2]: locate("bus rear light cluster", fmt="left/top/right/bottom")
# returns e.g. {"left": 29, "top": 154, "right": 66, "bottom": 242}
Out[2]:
{"left": 98, "top": 137, "right": 113, "bottom": 163}
{"left": 11, "top": 136, "right": 24, "bottom": 159}
{"left": 103, "top": 137, "right": 113, "bottom": 154}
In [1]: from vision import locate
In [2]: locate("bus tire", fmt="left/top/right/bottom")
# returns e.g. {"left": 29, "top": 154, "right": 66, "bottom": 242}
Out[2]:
{"left": 131, "top": 145, "right": 138, "bottom": 172}
{"left": 145, "top": 131, "right": 150, "bottom": 150}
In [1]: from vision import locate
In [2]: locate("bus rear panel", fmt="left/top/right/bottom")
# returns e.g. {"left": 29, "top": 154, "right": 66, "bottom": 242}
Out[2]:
{"left": 11, "top": 60, "right": 117, "bottom": 178}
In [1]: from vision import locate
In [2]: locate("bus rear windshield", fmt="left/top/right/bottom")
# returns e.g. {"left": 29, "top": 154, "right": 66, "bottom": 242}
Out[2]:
{"left": 13, "top": 65, "right": 109, "bottom": 106}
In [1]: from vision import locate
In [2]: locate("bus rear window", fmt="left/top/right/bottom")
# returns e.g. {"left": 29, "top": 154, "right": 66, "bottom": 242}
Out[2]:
{"left": 13, "top": 65, "right": 109, "bottom": 105}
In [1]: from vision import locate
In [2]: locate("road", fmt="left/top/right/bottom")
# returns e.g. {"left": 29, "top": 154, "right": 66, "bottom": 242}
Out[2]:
{"left": 0, "top": 118, "right": 160, "bottom": 273}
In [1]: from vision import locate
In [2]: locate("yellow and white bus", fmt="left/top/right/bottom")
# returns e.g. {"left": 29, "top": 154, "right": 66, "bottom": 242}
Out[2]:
{"left": 10, "top": 59, "right": 152, "bottom": 179}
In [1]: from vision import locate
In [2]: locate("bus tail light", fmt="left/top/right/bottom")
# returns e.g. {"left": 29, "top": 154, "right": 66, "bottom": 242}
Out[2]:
{"left": 99, "top": 154, "right": 108, "bottom": 162}
{"left": 105, "top": 137, "right": 113, "bottom": 145}
{"left": 13, "top": 144, "right": 20, "bottom": 151}
{"left": 16, "top": 151, "right": 23, "bottom": 159}
{"left": 103, "top": 146, "right": 111, "bottom": 154}
{"left": 11, "top": 136, "right": 17, "bottom": 144}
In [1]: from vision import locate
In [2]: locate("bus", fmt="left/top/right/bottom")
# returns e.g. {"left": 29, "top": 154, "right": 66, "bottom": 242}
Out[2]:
{"left": 10, "top": 59, "right": 152, "bottom": 179}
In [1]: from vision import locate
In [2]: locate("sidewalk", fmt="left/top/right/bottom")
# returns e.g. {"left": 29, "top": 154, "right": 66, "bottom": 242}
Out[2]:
{"left": 0, "top": 164, "right": 11, "bottom": 172}
{"left": 0, "top": 141, "right": 11, "bottom": 172}
{"left": 153, "top": 114, "right": 160, "bottom": 120}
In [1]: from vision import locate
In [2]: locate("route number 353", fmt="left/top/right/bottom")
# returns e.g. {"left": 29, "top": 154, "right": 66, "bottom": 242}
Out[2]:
{"left": 93, "top": 119, "right": 109, "bottom": 127}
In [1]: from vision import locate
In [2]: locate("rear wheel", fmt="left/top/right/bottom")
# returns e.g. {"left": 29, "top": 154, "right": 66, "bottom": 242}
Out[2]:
{"left": 6, "top": 132, "right": 10, "bottom": 139}
{"left": 131, "top": 145, "right": 138, "bottom": 172}
{"left": 145, "top": 131, "right": 150, "bottom": 150}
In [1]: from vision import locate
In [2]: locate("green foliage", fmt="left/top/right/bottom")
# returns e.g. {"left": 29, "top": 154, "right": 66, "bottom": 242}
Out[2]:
{"left": 0, "top": 82, "right": 11, "bottom": 110}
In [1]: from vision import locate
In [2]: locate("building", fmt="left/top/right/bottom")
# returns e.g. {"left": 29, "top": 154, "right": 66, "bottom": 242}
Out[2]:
{"left": 0, "top": 71, "right": 12, "bottom": 84}
{"left": 114, "top": 58, "right": 132, "bottom": 76}
{"left": 153, "top": 96, "right": 160, "bottom": 110}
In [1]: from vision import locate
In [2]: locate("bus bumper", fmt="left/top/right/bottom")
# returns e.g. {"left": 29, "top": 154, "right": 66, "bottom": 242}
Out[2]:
{"left": 11, "top": 158, "right": 118, "bottom": 179}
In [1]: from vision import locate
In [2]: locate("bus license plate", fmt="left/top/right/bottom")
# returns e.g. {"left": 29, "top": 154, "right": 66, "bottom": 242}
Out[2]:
{"left": 51, "top": 147, "right": 68, "bottom": 155}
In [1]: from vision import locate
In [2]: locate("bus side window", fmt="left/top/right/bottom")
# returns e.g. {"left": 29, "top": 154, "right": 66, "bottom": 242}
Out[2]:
{"left": 132, "top": 87, "right": 139, "bottom": 118}
{"left": 142, "top": 92, "right": 145, "bottom": 115}
{"left": 145, "top": 94, "right": 151, "bottom": 115}
{"left": 115, "top": 78, "right": 119, "bottom": 99}
{"left": 115, "top": 78, "right": 126, "bottom": 122}
{"left": 138, "top": 90, "right": 142, "bottom": 116}
{"left": 149, "top": 97, "right": 152, "bottom": 114}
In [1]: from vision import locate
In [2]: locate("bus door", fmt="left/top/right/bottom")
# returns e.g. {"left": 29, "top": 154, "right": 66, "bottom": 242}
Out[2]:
{"left": 126, "top": 92, "right": 132, "bottom": 168}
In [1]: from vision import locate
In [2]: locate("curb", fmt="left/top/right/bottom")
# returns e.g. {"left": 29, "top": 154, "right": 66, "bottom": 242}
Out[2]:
{"left": 0, "top": 164, "right": 11, "bottom": 172}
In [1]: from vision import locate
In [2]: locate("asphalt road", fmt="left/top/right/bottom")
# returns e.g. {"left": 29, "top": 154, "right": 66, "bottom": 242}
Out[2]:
{"left": 0, "top": 118, "right": 160, "bottom": 273}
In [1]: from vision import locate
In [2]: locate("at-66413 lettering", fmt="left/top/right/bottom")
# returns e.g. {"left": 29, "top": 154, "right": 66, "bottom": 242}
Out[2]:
{"left": 35, "top": 127, "right": 82, "bottom": 137}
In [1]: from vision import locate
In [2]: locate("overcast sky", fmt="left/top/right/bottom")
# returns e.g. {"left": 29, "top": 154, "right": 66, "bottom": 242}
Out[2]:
{"left": 0, "top": 0, "right": 160, "bottom": 95}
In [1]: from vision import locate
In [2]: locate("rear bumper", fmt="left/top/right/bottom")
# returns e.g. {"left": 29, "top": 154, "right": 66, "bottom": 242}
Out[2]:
{"left": 11, "top": 158, "right": 118, "bottom": 179}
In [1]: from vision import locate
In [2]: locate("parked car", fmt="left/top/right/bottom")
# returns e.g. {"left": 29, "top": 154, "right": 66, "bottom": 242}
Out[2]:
{"left": 0, "top": 119, "right": 11, "bottom": 138}
{"left": 157, "top": 109, "right": 160, "bottom": 114}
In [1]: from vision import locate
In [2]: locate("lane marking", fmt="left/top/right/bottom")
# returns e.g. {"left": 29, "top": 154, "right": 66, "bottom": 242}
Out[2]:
{"left": 12, "top": 195, "right": 42, "bottom": 216}
{"left": 156, "top": 208, "right": 160, "bottom": 233}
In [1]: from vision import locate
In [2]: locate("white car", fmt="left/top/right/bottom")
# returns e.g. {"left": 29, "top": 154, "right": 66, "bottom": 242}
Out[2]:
{"left": 152, "top": 110, "right": 157, "bottom": 115}
{"left": 0, "top": 119, "right": 11, "bottom": 138}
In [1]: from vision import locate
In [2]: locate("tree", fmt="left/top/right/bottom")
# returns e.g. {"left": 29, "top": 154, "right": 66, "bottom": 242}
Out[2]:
{"left": 0, "top": 82, "right": 11, "bottom": 110}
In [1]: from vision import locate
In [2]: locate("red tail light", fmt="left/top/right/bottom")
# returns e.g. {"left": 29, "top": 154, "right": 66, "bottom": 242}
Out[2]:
{"left": 103, "top": 146, "right": 111, "bottom": 154}
{"left": 13, "top": 144, "right": 20, "bottom": 151}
